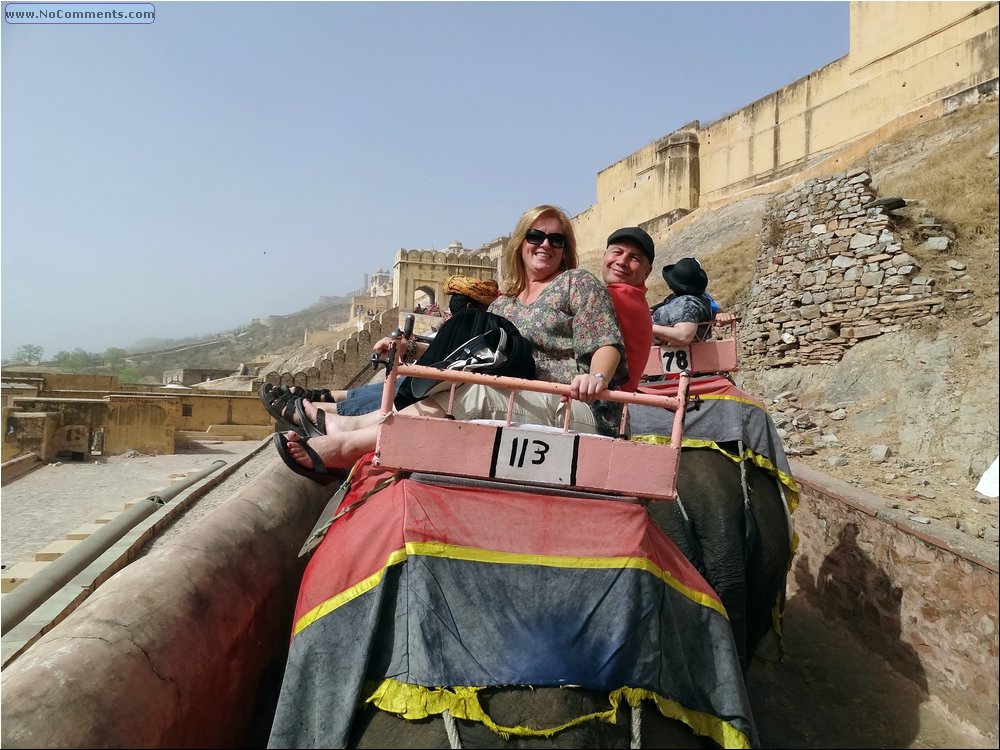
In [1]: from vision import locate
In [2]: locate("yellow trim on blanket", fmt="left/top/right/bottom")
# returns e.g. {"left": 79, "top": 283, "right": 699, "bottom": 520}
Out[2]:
{"left": 293, "top": 542, "right": 727, "bottom": 636}
{"left": 631, "top": 435, "right": 800, "bottom": 513}
{"left": 691, "top": 392, "right": 765, "bottom": 408}
{"left": 619, "top": 687, "right": 753, "bottom": 749}
{"left": 292, "top": 548, "right": 408, "bottom": 636}
{"left": 364, "top": 679, "right": 753, "bottom": 749}
{"left": 406, "top": 541, "right": 727, "bottom": 617}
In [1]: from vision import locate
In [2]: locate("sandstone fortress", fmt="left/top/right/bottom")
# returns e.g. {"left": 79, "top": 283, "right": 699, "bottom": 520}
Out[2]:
{"left": 572, "top": 2, "right": 998, "bottom": 257}
{"left": 264, "top": 0, "right": 997, "bottom": 391}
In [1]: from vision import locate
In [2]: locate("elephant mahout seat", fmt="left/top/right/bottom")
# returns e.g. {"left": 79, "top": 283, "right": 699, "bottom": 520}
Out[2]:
{"left": 644, "top": 318, "right": 740, "bottom": 382}
{"left": 371, "top": 360, "right": 693, "bottom": 502}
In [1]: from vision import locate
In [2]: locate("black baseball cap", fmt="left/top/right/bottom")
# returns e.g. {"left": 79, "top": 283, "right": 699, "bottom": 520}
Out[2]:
{"left": 606, "top": 227, "right": 654, "bottom": 264}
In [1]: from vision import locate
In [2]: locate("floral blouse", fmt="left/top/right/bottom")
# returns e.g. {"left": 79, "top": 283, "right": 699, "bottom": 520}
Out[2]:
{"left": 489, "top": 268, "right": 627, "bottom": 435}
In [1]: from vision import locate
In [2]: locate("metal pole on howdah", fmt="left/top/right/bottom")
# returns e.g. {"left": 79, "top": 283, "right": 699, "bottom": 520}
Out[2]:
{"left": 0, "top": 459, "right": 229, "bottom": 636}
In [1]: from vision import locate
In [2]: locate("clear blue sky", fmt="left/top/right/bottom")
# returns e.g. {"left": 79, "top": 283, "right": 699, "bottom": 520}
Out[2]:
{"left": 1, "top": 0, "right": 848, "bottom": 360}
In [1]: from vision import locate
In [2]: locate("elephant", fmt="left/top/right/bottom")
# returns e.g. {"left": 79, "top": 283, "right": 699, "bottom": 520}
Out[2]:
{"left": 267, "top": 455, "right": 763, "bottom": 749}
{"left": 330, "top": 448, "right": 792, "bottom": 749}
{"left": 645, "top": 444, "right": 794, "bottom": 672}
{"left": 629, "top": 378, "right": 797, "bottom": 673}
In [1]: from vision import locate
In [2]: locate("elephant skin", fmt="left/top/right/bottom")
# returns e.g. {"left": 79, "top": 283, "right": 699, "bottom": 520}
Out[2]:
{"left": 646, "top": 445, "right": 792, "bottom": 671}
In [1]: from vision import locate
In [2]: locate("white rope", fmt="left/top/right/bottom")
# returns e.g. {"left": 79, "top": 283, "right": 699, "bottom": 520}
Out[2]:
{"left": 443, "top": 709, "right": 462, "bottom": 749}
{"left": 630, "top": 699, "right": 643, "bottom": 749}
{"left": 738, "top": 439, "right": 751, "bottom": 512}
{"left": 778, "top": 480, "right": 795, "bottom": 541}
{"left": 673, "top": 491, "right": 691, "bottom": 523}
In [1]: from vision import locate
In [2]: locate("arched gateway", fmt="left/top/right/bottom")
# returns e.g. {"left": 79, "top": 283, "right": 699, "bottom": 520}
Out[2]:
{"left": 392, "top": 244, "right": 498, "bottom": 310}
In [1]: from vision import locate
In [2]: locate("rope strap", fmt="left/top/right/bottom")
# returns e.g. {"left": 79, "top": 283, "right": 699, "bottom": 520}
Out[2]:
{"left": 443, "top": 709, "right": 463, "bottom": 749}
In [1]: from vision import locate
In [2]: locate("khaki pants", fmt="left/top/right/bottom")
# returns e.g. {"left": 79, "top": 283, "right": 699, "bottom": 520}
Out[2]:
{"left": 426, "top": 383, "right": 598, "bottom": 434}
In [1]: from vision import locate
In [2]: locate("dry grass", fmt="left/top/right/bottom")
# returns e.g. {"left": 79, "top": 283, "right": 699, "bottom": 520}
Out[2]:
{"left": 700, "top": 234, "right": 760, "bottom": 311}
{"left": 872, "top": 99, "right": 1000, "bottom": 304}
{"left": 876, "top": 104, "right": 999, "bottom": 245}
{"left": 644, "top": 231, "right": 760, "bottom": 312}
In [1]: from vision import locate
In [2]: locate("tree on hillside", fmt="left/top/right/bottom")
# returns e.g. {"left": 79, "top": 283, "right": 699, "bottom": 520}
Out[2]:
{"left": 10, "top": 344, "right": 44, "bottom": 365}
{"left": 53, "top": 350, "right": 74, "bottom": 368}
{"left": 52, "top": 348, "right": 95, "bottom": 372}
{"left": 104, "top": 347, "right": 129, "bottom": 373}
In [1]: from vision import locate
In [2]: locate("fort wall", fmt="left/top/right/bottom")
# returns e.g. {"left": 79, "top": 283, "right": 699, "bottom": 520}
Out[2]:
{"left": 391, "top": 249, "right": 496, "bottom": 309}
{"left": 573, "top": 1, "right": 999, "bottom": 257}
{"left": 261, "top": 309, "right": 400, "bottom": 391}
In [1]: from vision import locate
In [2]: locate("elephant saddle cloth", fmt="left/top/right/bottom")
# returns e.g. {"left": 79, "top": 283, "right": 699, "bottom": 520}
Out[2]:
{"left": 632, "top": 375, "right": 799, "bottom": 513}
{"left": 267, "top": 455, "right": 759, "bottom": 749}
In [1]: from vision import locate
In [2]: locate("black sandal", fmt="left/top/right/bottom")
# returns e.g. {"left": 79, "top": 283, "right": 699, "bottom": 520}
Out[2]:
{"left": 294, "top": 397, "right": 327, "bottom": 439}
{"left": 272, "top": 432, "right": 345, "bottom": 486}
{"left": 259, "top": 383, "right": 303, "bottom": 433}
{"left": 288, "top": 386, "right": 336, "bottom": 403}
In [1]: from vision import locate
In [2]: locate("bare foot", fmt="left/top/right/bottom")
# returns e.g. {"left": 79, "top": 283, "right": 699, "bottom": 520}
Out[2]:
{"left": 300, "top": 398, "right": 346, "bottom": 435}
{"left": 285, "top": 428, "right": 377, "bottom": 470}
{"left": 300, "top": 399, "right": 380, "bottom": 433}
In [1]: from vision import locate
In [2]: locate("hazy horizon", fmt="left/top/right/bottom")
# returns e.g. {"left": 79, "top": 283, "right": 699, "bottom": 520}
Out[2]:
{"left": 1, "top": 1, "right": 849, "bottom": 361}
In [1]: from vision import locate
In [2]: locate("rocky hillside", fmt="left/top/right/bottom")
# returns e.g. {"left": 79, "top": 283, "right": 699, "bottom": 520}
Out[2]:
{"left": 641, "top": 98, "right": 999, "bottom": 553}
{"left": 110, "top": 296, "right": 356, "bottom": 379}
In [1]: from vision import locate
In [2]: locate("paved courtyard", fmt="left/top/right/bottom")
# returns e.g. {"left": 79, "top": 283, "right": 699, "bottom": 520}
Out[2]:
{"left": 1, "top": 439, "right": 268, "bottom": 571}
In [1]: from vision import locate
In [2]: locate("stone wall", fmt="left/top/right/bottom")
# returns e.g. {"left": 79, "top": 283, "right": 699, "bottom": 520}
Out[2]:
{"left": 741, "top": 169, "right": 947, "bottom": 368}
{"left": 175, "top": 394, "right": 268, "bottom": 433}
{"left": 2, "top": 371, "right": 118, "bottom": 391}
{"left": 790, "top": 461, "right": 999, "bottom": 738}
{"left": 161, "top": 368, "right": 237, "bottom": 386}
{"left": 261, "top": 309, "right": 400, "bottom": 390}
{"left": 1, "top": 409, "right": 60, "bottom": 464}
{"left": 103, "top": 396, "right": 179, "bottom": 456}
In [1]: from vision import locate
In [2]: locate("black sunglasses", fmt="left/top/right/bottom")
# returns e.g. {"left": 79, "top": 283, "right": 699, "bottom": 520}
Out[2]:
{"left": 524, "top": 228, "right": 567, "bottom": 249}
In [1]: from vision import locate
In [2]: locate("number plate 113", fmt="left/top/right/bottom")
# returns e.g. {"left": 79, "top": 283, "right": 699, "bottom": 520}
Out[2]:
{"left": 490, "top": 427, "right": 580, "bottom": 486}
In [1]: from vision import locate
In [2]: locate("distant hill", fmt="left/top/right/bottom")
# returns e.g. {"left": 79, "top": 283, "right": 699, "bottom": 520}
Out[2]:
{"left": 126, "top": 294, "right": 355, "bottom": 372}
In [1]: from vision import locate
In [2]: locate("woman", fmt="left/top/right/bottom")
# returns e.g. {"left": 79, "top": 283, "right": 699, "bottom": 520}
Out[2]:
{"left": 444, "top": 204, "right": 627, "bottom": 434}
{"left": 278, "top": 204, "right": 628, "bottom": 481}
{"left": 650, "top": 257, "right": 715, "bottom": 346}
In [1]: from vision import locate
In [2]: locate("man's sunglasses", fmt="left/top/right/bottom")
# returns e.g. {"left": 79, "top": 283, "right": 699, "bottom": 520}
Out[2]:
{"left": 524, "top": 229, "right": 567, "bottom": 249}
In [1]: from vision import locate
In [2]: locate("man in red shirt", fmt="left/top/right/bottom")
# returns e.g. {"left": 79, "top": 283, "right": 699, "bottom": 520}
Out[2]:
{"left": 601, "top": 227, "right": 656, "bottom": 393}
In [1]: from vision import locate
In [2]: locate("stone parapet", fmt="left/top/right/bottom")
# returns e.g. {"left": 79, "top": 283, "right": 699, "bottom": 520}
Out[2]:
{"left": 789, "top": 460, "right": 999, "bottom": 739}
{"left": 261, "top": 308, "right": 399, "bottom": 390}
{"left": 0, "top": 452, "right": 42, "bottom": 485}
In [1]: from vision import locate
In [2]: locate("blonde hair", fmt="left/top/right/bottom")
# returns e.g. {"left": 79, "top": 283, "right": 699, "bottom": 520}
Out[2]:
{"left": 500, "top": 204, "right": 578, "bottom": 297}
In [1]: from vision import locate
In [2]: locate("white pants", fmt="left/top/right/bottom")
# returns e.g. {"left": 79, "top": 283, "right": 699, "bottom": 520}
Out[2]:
{"left": 426, "top": 383, "right": 598, "bottom": 434}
